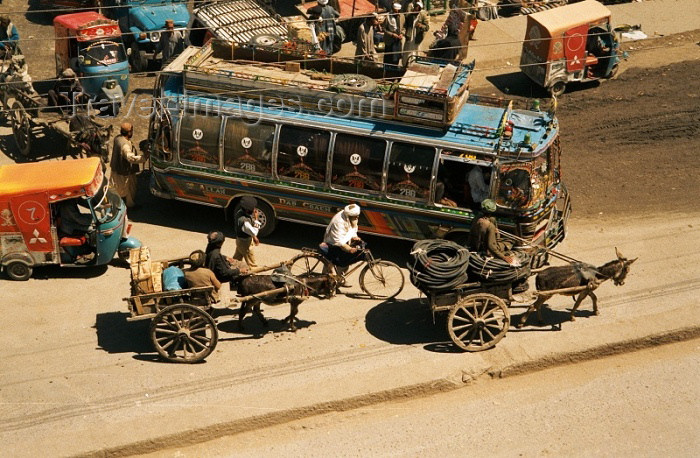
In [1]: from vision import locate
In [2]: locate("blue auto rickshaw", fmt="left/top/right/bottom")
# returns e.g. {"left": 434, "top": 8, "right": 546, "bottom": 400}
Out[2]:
{"left": 54, "top": 12, "right": 130, "bottom": 115}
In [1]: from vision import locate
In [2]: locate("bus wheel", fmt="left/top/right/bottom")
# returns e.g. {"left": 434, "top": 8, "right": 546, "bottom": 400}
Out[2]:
{"left": 549, "top": 81, "right": 566, "bottom": 98}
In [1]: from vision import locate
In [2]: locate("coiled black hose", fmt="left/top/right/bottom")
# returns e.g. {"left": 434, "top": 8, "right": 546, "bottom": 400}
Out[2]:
{"left": 467, "top": 251, "right": 531, "bottom": 283}
{"left": 407, "top": 239, "right": 470, "bottom": 293}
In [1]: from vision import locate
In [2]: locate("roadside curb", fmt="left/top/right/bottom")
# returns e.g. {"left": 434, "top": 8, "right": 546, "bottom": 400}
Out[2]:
{"left": 82, "top": 325, "right": 700, "bottom": 458}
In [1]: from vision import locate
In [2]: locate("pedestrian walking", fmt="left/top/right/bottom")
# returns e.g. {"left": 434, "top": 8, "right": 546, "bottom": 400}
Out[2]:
{"left": 233, "top": 196, "right": 261, "bottom": 268}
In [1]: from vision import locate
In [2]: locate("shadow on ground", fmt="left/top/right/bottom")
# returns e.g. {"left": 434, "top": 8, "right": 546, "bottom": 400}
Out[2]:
{"left": 364, "top": 297, "right": 464, "bottom": 353}
{"left": 129, "top": 173, "right": 415, "bottom": 267}
{"left": 485, "top": 71, "right": 603, "bottom": 98}
{"left": 365, "top": 298, "right": 588, "bottom": 353}
{"left": 95, "top": 311, "right": 153, "bottom": 355}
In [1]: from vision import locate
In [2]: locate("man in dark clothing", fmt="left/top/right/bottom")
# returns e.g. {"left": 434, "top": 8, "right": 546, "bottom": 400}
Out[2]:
{"left": 48, "top": 68, "right": 88, "bottom": 113}
{"left": 467, "top": 199, "right": 519, "bottom": 266}
{"left": 205, "top": 230, "right": 248, "bottom": 287}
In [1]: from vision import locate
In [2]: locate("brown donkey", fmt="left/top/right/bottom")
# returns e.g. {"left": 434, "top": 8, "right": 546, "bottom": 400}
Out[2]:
{"left": 518, "top": 248, "right": 637, "bottom": 327}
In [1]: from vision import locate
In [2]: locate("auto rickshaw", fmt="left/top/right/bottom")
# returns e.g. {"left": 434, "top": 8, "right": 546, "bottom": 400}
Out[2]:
{"left": 54, "top": 12, "right": 130, "bottom": 115}
{"left": 0, "top": 158, "right": 140, "bottom": 280}
{"left": 520, "top": 0, "right": 622, "bottom": 97}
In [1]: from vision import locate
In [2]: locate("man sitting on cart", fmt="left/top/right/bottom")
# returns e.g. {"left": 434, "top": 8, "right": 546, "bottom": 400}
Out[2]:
{"left": 48, "top": 69, "right": 89, "bottom": 114}
{"left": 467, "top": 199, "right": 520, "bottom": 267}
{"left": 185, "top": 250, "right": 222, "bottom": 302}
{"left": 321, "top": 204, "right": 365, "bottom": 286}
{"left": 205, "top": 231, "right": 249, "bottom": 288}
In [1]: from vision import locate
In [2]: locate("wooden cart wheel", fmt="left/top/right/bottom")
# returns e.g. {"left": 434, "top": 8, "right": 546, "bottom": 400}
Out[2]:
{"left": 149, "top": 304, "right": 218, "bottom": 363}
{"left": 359, "top": 260, "right": 405, "bottom": 300}
{"left": 288, "top": 252, "right": 331, "bottom": 278}
{"left": 447, "top": 293, "right": 509, "bottom": 352}
{"left": 11, "top": 100, "right": 31, "bottom": 157}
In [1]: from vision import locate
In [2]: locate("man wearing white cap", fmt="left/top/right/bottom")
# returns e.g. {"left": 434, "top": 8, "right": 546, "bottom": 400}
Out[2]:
{"left": 383, "top": 2, "right": 405, "bottom": 68}
{"left": 322, "top": 204, "right": 365, "bottom": 281}
{"left": 355, "top": 12, "right": 380, "bottom": 62}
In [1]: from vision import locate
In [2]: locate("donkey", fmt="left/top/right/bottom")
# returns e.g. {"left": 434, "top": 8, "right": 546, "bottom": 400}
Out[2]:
{"left": 517, "top": 248, "right": 637, "bottom": 328}
{"left": 237, "top": 272, "right": 334, "bottom": 332}
{"left": 68, "top": 114, "right": 113, "bottom": 161}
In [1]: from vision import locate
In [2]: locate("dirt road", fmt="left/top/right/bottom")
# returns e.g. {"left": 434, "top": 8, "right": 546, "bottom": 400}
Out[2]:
{"left": 1, "top": 4, "right": 699, "bottom": 456}
{"left": 143, "top": 339, "right": 700, "bottom": 457}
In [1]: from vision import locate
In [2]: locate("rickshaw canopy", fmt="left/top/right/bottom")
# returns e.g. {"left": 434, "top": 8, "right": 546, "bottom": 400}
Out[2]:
{"left": 0, "top": 157, "right": 104, "bottom": 202}
{"left": 527, "top": 0, "right": 611, "bottom": 38}
{"left": 54, "top": 11, "right": 121, "bottom": 41}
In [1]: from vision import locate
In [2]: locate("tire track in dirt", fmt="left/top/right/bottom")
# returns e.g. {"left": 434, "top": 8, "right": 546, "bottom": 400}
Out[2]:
{"left": 0, "top": 343, "right": 403, "bottom": 432}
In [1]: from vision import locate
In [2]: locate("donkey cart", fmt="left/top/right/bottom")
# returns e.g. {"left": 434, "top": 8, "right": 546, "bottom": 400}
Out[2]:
{"left": 411, "top": 240, "right": 637, "bottom": 352}
{"left": 1, "top": 80, "right": 111, "bottom": 159}
{"left": 123, "top": 248, "right": 325, "bottom": 363}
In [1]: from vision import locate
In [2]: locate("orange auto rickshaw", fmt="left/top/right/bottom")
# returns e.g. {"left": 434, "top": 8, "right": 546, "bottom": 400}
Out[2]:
{"left": 0, "top": 158, "right": 140, "bottom": 280}
{"left": 520, "top": 0, "right": 623, "bottom": 97}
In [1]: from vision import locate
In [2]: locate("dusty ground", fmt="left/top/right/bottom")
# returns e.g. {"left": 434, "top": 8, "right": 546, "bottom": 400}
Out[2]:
{"left": 557, "top": 58, "right": 700, "bottom": 219}
{"left": 144, "top": 339, "right": 700, "bottom": 457}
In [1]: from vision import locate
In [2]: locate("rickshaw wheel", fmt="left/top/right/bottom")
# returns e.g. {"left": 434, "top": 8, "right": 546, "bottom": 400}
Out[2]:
{"left": 447, "top": 293, "right": 509, "bottom": 352}
{"left": 549, "top": 81, "right": 566, "bottom": 98}
{"left": 11, "top": 100, "right": 32, "bottom": 157}
{"left": 5, "top": 260, "right": 33, "bottom": 281}
{"left": 608, "top": 63, "right": 620, "bottom": 79}
{"left": 150, "top": 304, "right": 218, "bottom": 363}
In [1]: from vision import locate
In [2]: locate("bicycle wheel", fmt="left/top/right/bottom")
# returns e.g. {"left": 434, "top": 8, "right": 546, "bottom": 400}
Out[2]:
{"left": 288, "top": 252, "right": 331, "bottom": 278}
{"left": 359, "top": 260, "right": 405, "bottom": 300}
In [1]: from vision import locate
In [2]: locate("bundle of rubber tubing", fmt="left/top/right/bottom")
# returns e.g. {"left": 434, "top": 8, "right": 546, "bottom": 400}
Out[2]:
{"left": 467, "top": 250, "right": 531, "bottom": 283}
{"left": 408, "top": 239, "right": 470, "bottom": 292}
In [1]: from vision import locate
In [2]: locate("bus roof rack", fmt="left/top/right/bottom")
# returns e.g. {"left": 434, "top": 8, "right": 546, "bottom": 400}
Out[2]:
{"left": 177, "top": 41, "right": 474, "bottom": 129}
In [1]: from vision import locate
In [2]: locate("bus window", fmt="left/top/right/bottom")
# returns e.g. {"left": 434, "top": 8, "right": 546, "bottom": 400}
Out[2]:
{"left": 331, "top": 134, "right": 385, "bottom": 192}
{"left": 277, "top": 125, "right": 329, "bottom": 183}
{"left": 386, "top": 142, "right": 435, "bottom": 202}
{"left": 436, "top": 155, "right": 484, "bottom": 209}
{"left": 223, "top": 118, "right": 275, "bottom": 176}
{"left": 178, "top": 114, "right": 221, "bottom": 168}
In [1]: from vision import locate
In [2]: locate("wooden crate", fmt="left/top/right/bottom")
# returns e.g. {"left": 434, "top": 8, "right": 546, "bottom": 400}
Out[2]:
{"left": 129, "top": 247, "right": 163, "bottom": 295}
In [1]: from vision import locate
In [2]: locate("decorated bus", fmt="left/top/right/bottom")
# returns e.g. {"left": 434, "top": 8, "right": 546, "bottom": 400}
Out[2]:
{"left": 146, "top": 42, "right": 571, "bottom": 249}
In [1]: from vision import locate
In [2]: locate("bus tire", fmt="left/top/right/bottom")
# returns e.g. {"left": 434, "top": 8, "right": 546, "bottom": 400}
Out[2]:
{"left": 249, "top": 33, "right": 284, "bottom": 48}
{"left": 233, "top": 199, "right": 277, "bottom": 238}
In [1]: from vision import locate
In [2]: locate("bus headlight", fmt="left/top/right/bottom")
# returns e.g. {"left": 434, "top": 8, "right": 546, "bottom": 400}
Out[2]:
{"left": 104, "top": 80, "right": 117, "bottom": 90}
{"left": 149, "top": 32, "right": 161, "bottom": 42}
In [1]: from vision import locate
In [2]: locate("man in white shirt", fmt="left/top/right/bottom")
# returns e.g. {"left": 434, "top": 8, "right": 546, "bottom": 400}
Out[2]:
{"left": 322, "top": 204, "right": 365, "bottom": 282}
{"left": 468, "top": 165, "right": 490, "bottom": 205}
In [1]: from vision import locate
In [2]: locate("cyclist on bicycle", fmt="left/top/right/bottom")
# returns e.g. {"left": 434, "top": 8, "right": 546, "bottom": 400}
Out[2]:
{"left": 321, "top": 203, "right": 365, "bottom": 285}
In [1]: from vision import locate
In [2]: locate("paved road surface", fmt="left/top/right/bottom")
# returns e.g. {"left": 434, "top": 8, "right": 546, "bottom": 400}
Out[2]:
{"left": 145, "top": 339, "right": 700, "bottom": 457}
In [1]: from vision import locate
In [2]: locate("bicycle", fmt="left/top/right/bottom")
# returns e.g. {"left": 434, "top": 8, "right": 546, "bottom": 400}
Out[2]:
{"left": 287, "top": 245, "right": 405, "bottom": 300}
